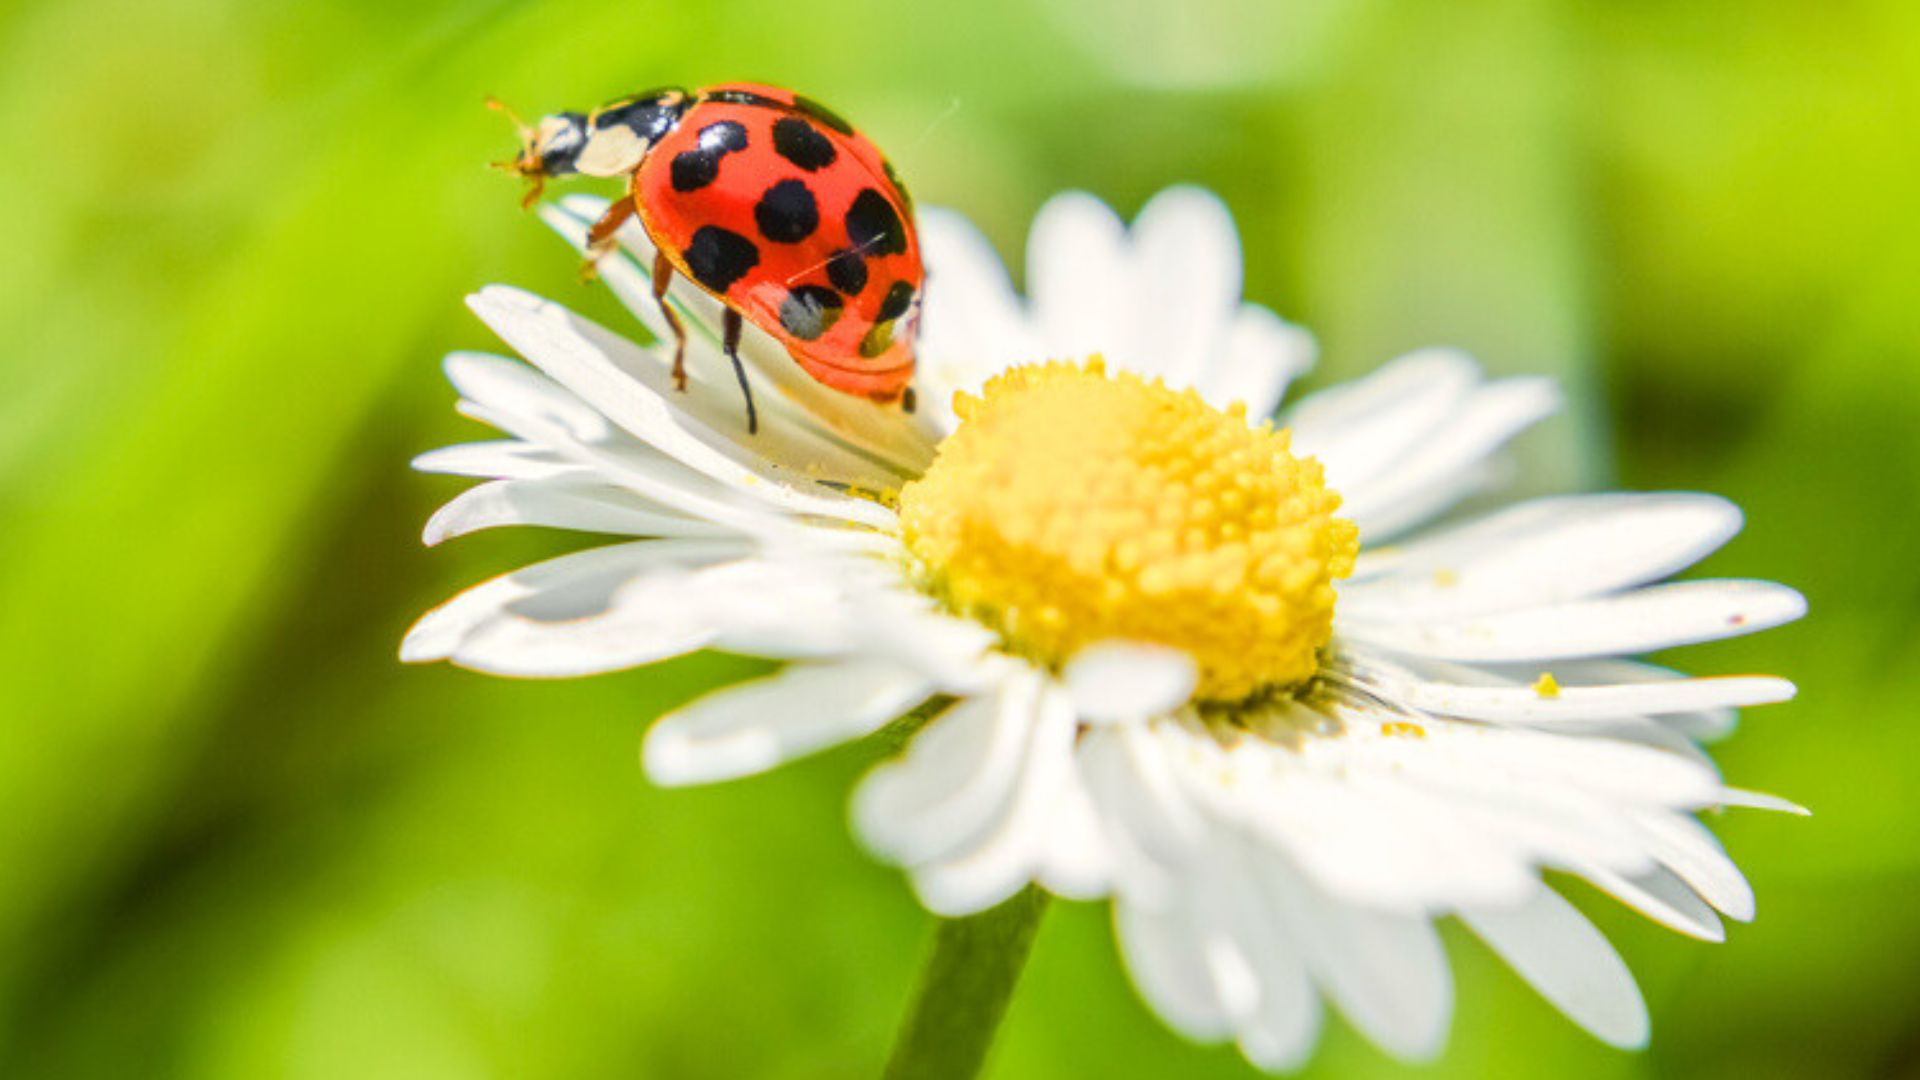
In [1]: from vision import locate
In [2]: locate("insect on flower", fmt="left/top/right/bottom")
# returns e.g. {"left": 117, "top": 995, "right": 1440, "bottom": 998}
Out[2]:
{"left": 490, "top": 84, "right": 923, "bottom": 434}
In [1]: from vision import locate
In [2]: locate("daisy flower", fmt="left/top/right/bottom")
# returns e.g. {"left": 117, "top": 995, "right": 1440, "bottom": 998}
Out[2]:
{"left": 404, "top": 185, "right": 1804, "bottom": 1069}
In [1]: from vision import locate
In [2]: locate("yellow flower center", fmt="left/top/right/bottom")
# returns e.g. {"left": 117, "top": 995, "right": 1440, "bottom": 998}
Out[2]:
{"left": 898, "top": 359, "right": 1358, "bottom": 702}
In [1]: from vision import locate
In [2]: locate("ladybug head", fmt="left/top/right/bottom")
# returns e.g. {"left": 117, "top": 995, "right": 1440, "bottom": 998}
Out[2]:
{"left": 490, "top": 90, "right": 688, "bottom": 209}
{"left": 489, "top": 99, "right": 590, "bottom": 209}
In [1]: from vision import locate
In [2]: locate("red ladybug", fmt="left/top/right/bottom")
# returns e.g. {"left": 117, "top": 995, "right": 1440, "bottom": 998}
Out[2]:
{"left": 494, "top": 83, "right": 921, "bottom": 433}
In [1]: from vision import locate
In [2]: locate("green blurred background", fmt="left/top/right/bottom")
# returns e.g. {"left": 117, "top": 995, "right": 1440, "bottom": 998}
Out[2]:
{"left": 2, "top": 0, "right": 1916, "bottom": 1076}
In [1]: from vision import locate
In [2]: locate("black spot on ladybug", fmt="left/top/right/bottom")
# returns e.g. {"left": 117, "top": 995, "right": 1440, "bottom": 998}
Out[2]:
{"left": 826, "top": 248, "right": 868, "bottom": 295}
{"left": 878, "top": 280, "right": 915, "bottom": 321}
{"left": 755, "top": 179, "right": 820, "bottom": 244}
{"left": 883, "top": 159, "right": 913, "bottom": 212}
{"left": 794, "top": 95, "right": 855, "bottom": 135}
{"left": 845, "top": 189, "right": 907, "bottom": 256}
{"left": 698, "top": 120, "right": 749, "bottom": 153}
{"left": 683, "top": 226, "right": 760, "bottom": 293}
{"left": 779, "top": 285, "right": 844, "bottom": 341}
{"left": 671, "top": 150, "right": 719, "bottom": 192}
{"left": 670, "top": 121, "right": 750, "bottom": 193}
{"left": 859, "top": 319, "right": 896, "bottom": 358}
{"left": 772, "top": 117, "right": 837, "bottom": 172}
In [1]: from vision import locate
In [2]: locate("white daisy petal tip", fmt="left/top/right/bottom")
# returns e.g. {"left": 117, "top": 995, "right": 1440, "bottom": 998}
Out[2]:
{"left": 408, "top": 447, "right": 446, "bottom": 475}
{"left": 1774, "top": 584, "right": 1810, "bottom": 625}
{"left": 1139, "top": 182, "right": 1234, "bottom": 222}
{"left": 1378, "top": 345, "right": 1487, "bottom": 388}
{"left": 908, "top": 867, "right": 1025, "bottom": 919}
{"left": 1063, "top": 642, "right": 1198, "bottom": 724}
{"left": 397, "top": 606, "right": 461, "bottom": 664}
{"left": 420, "top": 502, "right": 460, "bottom": 548}
{"left": 1464, "top": 887, "right": 1650, "bottom": 1050}
{"left": 640, "top": 720, "right": 732, "bottom": 788}
{"left": 468, "top": 282, "right": 545, "bottom": 323}
{"left": 1718, "top": 788, "right": 1811, "bottom": 816}
{"left": 1515, "top": 371, "right": 1564, "bottom": 411}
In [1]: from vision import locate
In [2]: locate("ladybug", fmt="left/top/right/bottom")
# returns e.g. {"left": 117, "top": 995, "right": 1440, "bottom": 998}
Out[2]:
{"left": 493, "top": 83, "right": 922, "bottom": 433}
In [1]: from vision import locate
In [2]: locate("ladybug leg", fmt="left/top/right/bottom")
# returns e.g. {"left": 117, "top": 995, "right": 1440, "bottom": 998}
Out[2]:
{"left": 721, "top": 308, "right": 759, "bottom": 436}
{"left": 650, "top": 250, "right": 689, "bottom": 392}
{"left": 580, "top": 197, "right": 637, "bottom": 282}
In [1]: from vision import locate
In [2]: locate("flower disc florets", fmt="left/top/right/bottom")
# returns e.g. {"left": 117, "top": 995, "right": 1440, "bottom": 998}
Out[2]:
{"left": 899, "top": 359, "right": 1357, "bottom": 701}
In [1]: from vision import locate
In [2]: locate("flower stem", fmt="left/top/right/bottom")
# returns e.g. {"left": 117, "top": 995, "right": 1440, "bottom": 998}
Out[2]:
{"left": 883, "top": 886, "right": 1050, "bottom": 1080}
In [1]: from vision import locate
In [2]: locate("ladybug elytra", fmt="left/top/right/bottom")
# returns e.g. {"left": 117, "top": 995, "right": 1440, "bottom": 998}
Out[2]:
{"left": 494, "top": 83, "right": 922, "bottom": 433}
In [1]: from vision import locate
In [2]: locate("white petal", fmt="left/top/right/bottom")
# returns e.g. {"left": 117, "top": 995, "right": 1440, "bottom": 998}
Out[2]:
{"left": 450, "top": 547, "right": 905, "bottom": 677}
{"left": 448, "top": 569, "right": 717, "bottom": 677}
{"left": 1378, "top": 673, "right": 1796, "bottom": 724}
{"left": 1121, "top": 832, "right": 1328, "bottom": 1071}
{"left": 643, "top": 659, "right": 933, "bottom": 786}
{"left": 468, "top": 287, "right": 899, "bottom": 528}
{"left": 474, "top": 270, "right": 921, "bottom": 503}
{"left": 444, "top": 350, "right": 615, "bottom": 443}
{"left": 1353, "top": 461, "right": 1503, "bottom": 550}
{"left": 400, "top": 539, "right": 744, "bottom": 672}
{"left": 1576, "top": 864, "right": 1724, "bottom": 942}
{"left": 422, "top": 477, "right": 731, "bottom": 545}
{"left": 449, "top": 401, "right": 795, "bottom": 538}
{"left": 1339, "top": 377, "right": 1561, "bottom": 541}
{"left": 533, "top": 548, "right": 895, "bottom": 667}
{"left": 1198, "top": 305, "right": 1316, "bottom": 420}
{"left": 1035, "top": 766, "right": 1113, "bottom": 901}
{"left": 402, "top": 541, "right": 679, "bottom": 661}
{"left": 1125, "top": 186, "right": 1243, "bottom": 390}
{"left": 1225, "top": 875, "right": 1322, "bottom": 1072}
{"left": 1195, "top": 839, "right": 1309, "bottom": 1036}
{"left": 1220, "top": 767, "right": 1536, "bottom": 915}
{"left": 1559, "top": 716, "right": 1719, "bottom": 766}
{"left": 1079, "top": 724, "right": 1214, "bottom": 881}
{"left": 1292, "top": 719, "right": 1714, "bottom": 887}
{"left": 1342, "top": 579, "right": 1808, "bottom": 662}
{"left": 1716, "top": 788, "right": 1809, "bottom": 815}
{"left": 1063, "top": 642, "right": 1198, "bottom": 724}
{"left": 1630, "top": 811, "right": 1754, "bottom": 920}
{"left": 1479, "top": 657, "right": 1748, "bottom": 741}
{"left": 1256, "top": 857, "right": 1452, "bottom": 1062}
{"left": 839, "top": 590, "right": 1002, "bottom": 693}
{"left": 915, "top": 206, "right": 1045, "bottom": 432}
{"left": 1462, "top": 886, "right": 1649, "bottom": 1049}
{"left": 1666, "top": 707, "right": 1740, "bottom": 742}
{"left": 412, "top": 440, "right": 582, "bottom": 481}
{"left": 1287, "top": 348, "right": 1480, "bottom": 496}
{"left": 1027, "top": 192, "right": 1132, "bottom": 363}
{"left": 449, "top": 366, "right": 843, "bottom": 542}
{"left": 1319, "top": 715, "right": 1722, "bottom": 809}
{"left": 917, "top": 208, "right": 1039, "bottom": 362}
{"left": 908, "top": 683, "right": 1080, "bottom": 915}
{"left": 1341, "top": 493, "right": 1747, "bottom": 621}
{"left": 853, "top": 670, "right": 1039, "bottom": 868}
{"left": 1114, "top": 899, "right": 1235, "bottom": 1041}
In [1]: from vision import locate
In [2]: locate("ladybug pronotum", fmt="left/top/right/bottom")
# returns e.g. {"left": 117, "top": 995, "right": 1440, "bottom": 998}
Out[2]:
{"left": 494, "top": 83, "right": 922, "bottom": 433}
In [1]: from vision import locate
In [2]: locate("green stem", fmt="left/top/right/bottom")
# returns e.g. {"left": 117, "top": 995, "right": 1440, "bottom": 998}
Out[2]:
{"left": 883, "top": 886, "right": 1050, "bottom": 1080}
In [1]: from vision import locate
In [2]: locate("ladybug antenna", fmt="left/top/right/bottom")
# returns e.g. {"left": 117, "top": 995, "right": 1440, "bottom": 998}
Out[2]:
{"left": 485, "top": 95, "right": 534, "bottom": 144}
{"left": 485, "top": 96, "right": 545, "bottom": 208}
